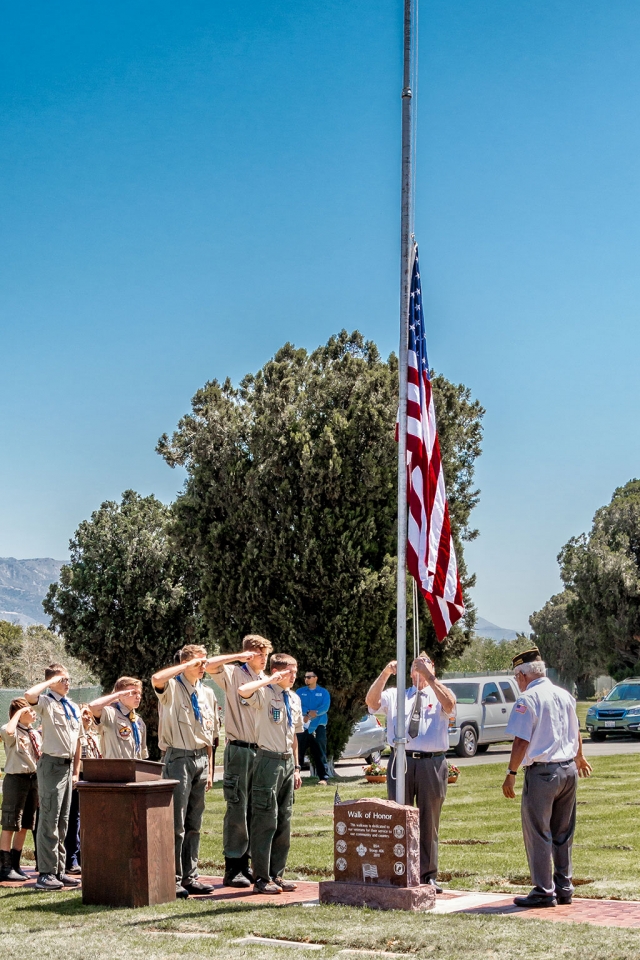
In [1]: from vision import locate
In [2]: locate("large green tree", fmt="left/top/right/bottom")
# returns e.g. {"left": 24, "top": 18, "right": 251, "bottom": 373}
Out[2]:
{"left": 43, "top": 490, "right": 200, "bottom": 753}
{"left": 529, "top": 591, "right": 603, "bottom": 697}
{"left": 158, "top": 330, "right": 484, "bottom": 755}
{"left": 559, "top": 479, "right": 640, "bottom": 680}
{"left": 0, "top": 620, "right": 26, "bottom": 686}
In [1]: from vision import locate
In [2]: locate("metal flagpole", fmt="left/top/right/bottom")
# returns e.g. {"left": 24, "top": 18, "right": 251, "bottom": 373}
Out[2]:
{"left": 395, "top": 0, "right": 415, "bottom": 807}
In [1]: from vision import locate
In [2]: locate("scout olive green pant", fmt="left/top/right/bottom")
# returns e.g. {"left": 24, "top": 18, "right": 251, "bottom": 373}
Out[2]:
{"left": 163, "top": 747, "right": 209, "bottom": 884}
{"left": 223, "top": 741, "right": 257, "bottom": 860}
{"left": 36, "top": 755, "right": 73, "bottom": 876}
{"left": 522, "top": 760, "right": 578, "bottom": 899}
{"left": 249, "top": 749, "right": 295, "bottom": 881}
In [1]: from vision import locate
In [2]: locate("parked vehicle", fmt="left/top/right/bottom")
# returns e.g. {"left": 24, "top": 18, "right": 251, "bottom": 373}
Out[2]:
{"left": 585, "top": 679, "right": 640, "bottom": 740}
{"left": 340, "top": 714, "right": 386, "bottom": 764}
{"left": 443, "top": 676, "right": 519, "bottom": 758}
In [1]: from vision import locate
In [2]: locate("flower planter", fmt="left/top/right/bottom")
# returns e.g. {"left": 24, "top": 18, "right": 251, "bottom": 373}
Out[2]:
{"left": 447, "top": 775, "right": 459, "bottom": 784}
{"left": 365, "top": 775, "right": 387, "bottom": 783}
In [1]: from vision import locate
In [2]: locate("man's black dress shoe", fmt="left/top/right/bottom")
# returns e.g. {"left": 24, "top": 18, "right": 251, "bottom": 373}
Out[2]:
{"left": 182, "top": 879, "right": 214, "bottom": 895}
{"left": 557, "top": 895, "right": 572, "bottom": 905}
{"left": 424, "top": 878, "right": 443, "bottom": 894}
{"left": 513, "top": 894, "right": 557, "bottom": 908}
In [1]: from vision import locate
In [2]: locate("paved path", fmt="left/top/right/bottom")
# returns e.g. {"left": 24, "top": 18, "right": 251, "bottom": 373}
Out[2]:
{"left": 4, "top": 871, "right": 640, "bottom": 929}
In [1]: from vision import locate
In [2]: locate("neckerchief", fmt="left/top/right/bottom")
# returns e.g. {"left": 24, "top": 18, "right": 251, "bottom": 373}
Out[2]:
{"left": 282, "top": 690, "right": 293, "bottom": 729}
{"left": 177, "top": 674, "right": 203, "bottom": 724}
{"left": 116, "top": 702, "right": 141, "bottom": 754}
{"left": 48, "top": 691, "right": 79, "bottom": 722}
{"left": 18, "top": 723, "right": 42, "bottom": 760}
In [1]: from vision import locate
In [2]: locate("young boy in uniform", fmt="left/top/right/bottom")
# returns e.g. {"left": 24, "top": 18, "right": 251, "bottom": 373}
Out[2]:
{"left": 237, "top": 653, "right": 303, "bottom": 895}
{"left": 24, "top": 663, "right": 82, "bottom": 891}
{"left": 64, "top": 704, "right": 102, "bottom": 874}
{"left": 152, "top": 644, "right": 235, "bottom": 898}
{"left": 0, "top": 698, "right": 41, "bottom": 882}
{"left": 89, "top": 677, "right": 148, "bottom": 759}
{"left": 209, "top": 634, "right": 273, "bottom": 888}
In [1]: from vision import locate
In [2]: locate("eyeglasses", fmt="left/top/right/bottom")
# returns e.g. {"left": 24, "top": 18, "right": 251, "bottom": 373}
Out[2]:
{"left": 304, "top": 674, "right": 316, "bottom": 679}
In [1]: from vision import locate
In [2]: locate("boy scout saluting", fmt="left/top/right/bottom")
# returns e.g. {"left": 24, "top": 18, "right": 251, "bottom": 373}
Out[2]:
{"left": 237, "top": 653, "right": 303, "bottom": 895}
{"left": 152, "top": 643, "right": 234, "bottom": 899}
{"left": 24, "top": 663, "right": 82, "bottom": 891}
{"left": 0, "top": 698, "right": 42, "bottom": 882}
{"left": 209, "top": 634, "right": 273, "bottom": 888}
{"left": 89, "top": 677, "right": 149, "bottom": 759}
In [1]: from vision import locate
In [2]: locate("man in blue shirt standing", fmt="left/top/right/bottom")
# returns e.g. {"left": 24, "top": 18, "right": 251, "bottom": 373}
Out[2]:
{"left": 296, "top": 670, "right": 330, "bottom": 786}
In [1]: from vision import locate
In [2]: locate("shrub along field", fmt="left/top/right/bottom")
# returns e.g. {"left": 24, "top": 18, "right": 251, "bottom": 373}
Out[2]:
{"left": 1, "top": 756, "right": 640, "bottom": 959}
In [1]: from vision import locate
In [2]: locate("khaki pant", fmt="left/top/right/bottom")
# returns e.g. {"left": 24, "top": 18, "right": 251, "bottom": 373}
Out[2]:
{"left": 36, "top": 755, "right": 73, "bottom": 876}
{"left": 250, "top": 749, "right": 295, "bottom": 881}
{"left": 223, "top": 741, "right": 257, "bottom": 860}
{"left": 163, "top": 747, "right": 208, "bottom": 884}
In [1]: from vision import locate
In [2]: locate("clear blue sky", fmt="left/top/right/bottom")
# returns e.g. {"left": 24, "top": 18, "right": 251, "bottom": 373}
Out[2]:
{"left": 2, "top": 2, "right": 639, "bottom": 632}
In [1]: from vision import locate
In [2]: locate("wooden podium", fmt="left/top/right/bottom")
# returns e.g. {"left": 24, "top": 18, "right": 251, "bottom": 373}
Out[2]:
{"left": 77, "top": 759, "right": 178, "bottom": 908}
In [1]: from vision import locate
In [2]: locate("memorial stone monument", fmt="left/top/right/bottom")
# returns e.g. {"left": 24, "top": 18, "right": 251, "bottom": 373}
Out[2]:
{"left": 319, "top": 798, "right": 436, "bottom": 911}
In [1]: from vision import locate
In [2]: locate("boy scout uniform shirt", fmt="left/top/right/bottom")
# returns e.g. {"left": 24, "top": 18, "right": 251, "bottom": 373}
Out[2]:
{"left": 211, "top": 662, "right": 264, "bottom": 742}
{"left": 0, "top": 723, "right": 41, "bottom": 774}
{"left": 248, "top": 684, "right": 303, "bottom": 753}
{"left": 32, "top": 692, "right": 81, "bottom": 758}
{"left": 154, "top": 675, "right": 219, "bottom": 749}
{"left": 506, "top": 676, "right": 580, "bottom": 766}
{"left": 99, "top": 703, "right": 149, "bottom": 759}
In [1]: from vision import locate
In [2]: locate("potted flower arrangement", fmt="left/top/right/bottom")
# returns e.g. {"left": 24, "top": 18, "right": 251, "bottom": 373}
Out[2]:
{"left": 447, "top": 761, "right": 460, "bottom": 784}
{"left": 363, "top": 760, "right": 387, "bottom": 783}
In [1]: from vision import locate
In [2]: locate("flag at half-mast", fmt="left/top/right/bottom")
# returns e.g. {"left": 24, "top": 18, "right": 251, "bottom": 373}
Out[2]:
{"left": 404, "top": 244, "right": 465, "bottom": 641}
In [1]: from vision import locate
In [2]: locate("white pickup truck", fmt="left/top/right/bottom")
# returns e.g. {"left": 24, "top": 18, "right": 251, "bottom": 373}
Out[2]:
{"left": 443, "top": 675, "right": 520, "bottom": 758}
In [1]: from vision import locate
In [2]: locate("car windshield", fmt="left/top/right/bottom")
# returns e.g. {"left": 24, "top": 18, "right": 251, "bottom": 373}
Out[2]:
{"left": 445, "top": 682, "right": 479, "bottom": 704}
{"left": 604, "top": 684, "right": 640, "bottom": 702}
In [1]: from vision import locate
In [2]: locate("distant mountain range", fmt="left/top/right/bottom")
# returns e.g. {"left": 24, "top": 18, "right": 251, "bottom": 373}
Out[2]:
{"left": 0, "top": 557, "right": 64, "bottom": 627}
{"left": 0, "top": 557, "right": 523, "bottom": 641}
{"left": 473, "top": 616, "right": 521, "bottom": 642}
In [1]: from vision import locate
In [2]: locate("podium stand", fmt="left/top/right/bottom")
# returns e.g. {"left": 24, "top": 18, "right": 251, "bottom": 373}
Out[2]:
{"left": 77, "top": 759, "right": 178, "bottom": 908}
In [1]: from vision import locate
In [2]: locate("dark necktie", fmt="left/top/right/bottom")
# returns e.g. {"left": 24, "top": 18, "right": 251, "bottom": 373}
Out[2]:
{"left": 283, "top": 690, "right": 293, "bottom": 728}
{"left": 408, "top": 691, "right": 423, "bottom": 739}
{"left": 23, "top": 727, "right": 42, "bottom": 760}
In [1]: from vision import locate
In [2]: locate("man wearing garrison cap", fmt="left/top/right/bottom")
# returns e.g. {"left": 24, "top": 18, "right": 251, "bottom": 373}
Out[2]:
{"left": 501, "top": 645, "right": 592, "bottom": 909}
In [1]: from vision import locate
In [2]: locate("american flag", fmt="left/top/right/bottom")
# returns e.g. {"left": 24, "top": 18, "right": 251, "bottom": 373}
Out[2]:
{"left": 404, "top": 245, "right": 465, "bottom": 641}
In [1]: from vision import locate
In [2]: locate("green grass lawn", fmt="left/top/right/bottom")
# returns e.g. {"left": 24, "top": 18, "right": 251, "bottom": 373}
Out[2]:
{"left": 2, "top": 754, "right": 640, "bottom": 959}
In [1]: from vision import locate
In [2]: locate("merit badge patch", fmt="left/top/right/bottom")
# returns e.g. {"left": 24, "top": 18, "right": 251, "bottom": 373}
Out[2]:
{"left": 118, "top": 724, "right": 132, "bottom": 740}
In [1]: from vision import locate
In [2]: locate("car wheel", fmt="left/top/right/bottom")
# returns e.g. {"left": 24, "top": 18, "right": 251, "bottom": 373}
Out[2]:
{"left": 589, "top": 730, "right": 606, "bottom": 742}
{"left": 366, "top": 751, "right": 382, "bottom": 765}
{"left": 454, "top": 725, "right": 478, "bottom": 758}
{"left": 475, "top": 743, "right": 489, "bottom": 754}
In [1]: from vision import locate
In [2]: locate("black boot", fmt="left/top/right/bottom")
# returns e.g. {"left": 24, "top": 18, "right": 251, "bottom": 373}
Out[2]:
{"left": 10, "top": 850, "right": 28, "bottom": 880}
{"left": 223, "top": 857, "right": 251, "bottom": 888}
{"left": 239, "top": 852, "right": 254, "bottom": 883}
{"left": 0, "top": 850, "right": 23, "bottom": 882}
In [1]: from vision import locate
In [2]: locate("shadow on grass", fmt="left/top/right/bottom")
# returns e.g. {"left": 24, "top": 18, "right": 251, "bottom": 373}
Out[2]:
{"left": 12, "top": 893, "right": 110, "bottom": 918}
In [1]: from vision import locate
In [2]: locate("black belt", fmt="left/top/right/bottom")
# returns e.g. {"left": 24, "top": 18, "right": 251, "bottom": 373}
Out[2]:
{"left": 230, "top": 740, "right": 258, "bottom": 750}
{"left": 407, "top": 751, "right": 445, "bottom": 759}
{"left": 531, "top": 759, "right": 574, "bottom": 767}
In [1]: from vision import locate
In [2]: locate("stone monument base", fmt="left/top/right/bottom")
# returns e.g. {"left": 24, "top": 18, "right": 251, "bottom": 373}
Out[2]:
{"left": 319, "top": 880, "right": 436, "bottom": 912}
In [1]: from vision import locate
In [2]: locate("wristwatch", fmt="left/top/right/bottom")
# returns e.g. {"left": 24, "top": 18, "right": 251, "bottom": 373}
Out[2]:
{"left": 294, "top": 765, "right": 301, "bottom": 771}
{"left": 506, "top": 768, "right": 518, "bottom": 776}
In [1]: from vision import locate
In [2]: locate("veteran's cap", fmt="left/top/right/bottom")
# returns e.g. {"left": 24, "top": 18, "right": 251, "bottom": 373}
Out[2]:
{"left": 511, "top": 646, "right": 542, "bottom": 669}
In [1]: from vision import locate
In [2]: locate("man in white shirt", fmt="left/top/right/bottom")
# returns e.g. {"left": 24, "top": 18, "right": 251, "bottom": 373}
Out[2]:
{"left": 366, "top": 653, "right": 456, "bottom": 892}
{"left": 502, "top": 647, "right": 592, "bottom": 909}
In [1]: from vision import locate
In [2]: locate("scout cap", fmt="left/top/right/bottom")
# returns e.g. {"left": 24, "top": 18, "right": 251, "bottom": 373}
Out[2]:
{"left": 511, "top": 646, "right": 542, "bottom": 669}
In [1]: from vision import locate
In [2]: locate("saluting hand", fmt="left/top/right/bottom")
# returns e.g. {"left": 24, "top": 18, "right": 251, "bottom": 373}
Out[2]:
{"left": 384, "top": 661, "right": 398, "bottom": 677}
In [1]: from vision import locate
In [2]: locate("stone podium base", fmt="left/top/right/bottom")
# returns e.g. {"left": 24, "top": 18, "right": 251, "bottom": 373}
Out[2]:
{"left": 319, "top": 880, "right": 436, "bottom": 912}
